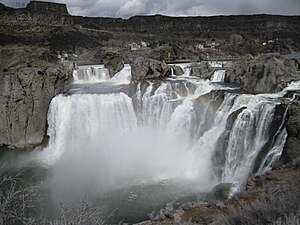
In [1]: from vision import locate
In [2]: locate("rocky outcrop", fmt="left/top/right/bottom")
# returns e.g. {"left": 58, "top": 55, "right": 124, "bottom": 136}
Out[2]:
{"left": 103, "top": 53, "right": 124, "bottom": 77}
{"left": 130, "top": 58, "right": 171, "bottom": 81}
{"left": 280, "top": 95, "right": 300, "bottom": 166}
{"left": 171, "top": 65, "right": 184, "bottom": 76}
{"left": 190, "top": 62, "right": 215, "bottom": 79}
{"left": 0, "top": 67, "right": 71, "bottom": 149}
{"left": 227, "top": 54, "right": 300, "bottom": 94}
{"left": 26, "top": 1, "right": 69, "bottom": 15}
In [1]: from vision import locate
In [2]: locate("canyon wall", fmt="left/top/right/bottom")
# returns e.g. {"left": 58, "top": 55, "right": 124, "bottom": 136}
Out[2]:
{"left": 0, "top": 67, "right": 71, "bottom": 148}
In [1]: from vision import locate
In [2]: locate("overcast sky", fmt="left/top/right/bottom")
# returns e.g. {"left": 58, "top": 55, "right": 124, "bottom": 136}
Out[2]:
{"left": 1, "top": 0, "right": 300, "bottom": 18}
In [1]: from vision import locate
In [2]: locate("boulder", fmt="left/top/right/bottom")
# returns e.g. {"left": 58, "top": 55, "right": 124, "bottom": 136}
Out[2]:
{"left": 0, "top": 67, "right": 71, "bottom": 149}
{"left": 103, "top": 53, "right": 124, "bottom": 78}
{"left": 171, "top": 65, "right": 184, "bottom": 76}
{"left": 190, "top": 61, "right": 215, "bottom": 79}
{"left": 130, "top": 57, "right": 171, "bottom": 81}
{"left": 227, "top": 54, "right": 300, "bottom": 94}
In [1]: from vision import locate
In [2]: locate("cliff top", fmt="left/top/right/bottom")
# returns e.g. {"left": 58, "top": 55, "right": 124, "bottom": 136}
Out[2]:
{"left": 26, "top": 1, "right": 69, "bottom": 15}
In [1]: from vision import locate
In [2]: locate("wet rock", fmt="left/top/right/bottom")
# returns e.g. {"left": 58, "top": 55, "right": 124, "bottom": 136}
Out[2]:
{"left": 103, "top": 53, "right": 124, "bottom": 78}
{"left": 130, "top": 57, "right": 171, "bottom": 81}
{"left": 190, "top": 61, "right": 215, "bottom": 79}
{"left": 280, "top": 100, "right": 300, "bottom": 166}
{"left": 227, "top": 54, "right": 300, "bottom": 94}
{"left": 0, "top": 66, "right": 71, "bottom": 149}
{"left": 171, "top": 65, "right": 184, "bottom": 76}
{"left": 210, "top": 183, "right": 233, "bottom": 201}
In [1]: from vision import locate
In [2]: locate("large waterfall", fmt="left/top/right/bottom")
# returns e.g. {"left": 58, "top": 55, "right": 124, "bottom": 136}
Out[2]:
{"left": 35, "top": 63, "right": 293, "bottom": 202}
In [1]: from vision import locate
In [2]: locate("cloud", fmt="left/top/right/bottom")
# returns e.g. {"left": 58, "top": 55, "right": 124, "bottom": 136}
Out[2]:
{"left": 118, "top": 0, "right": 147, "bottom": 17}
{"left": 1, "top": 0, "right": 300, "bottom": 18}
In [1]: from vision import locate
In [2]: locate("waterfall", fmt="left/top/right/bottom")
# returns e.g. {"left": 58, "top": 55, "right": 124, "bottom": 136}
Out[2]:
{"left": 222, "top": 101, "right": 276, "bottom": 185}
{"left": 256, "top": 106, "right": 289, "bottom": 175}
{"left": 37, "top": 63, "right": 294, "bottom": 196}
{"left": 73, "top": 65, "right": 110, "bottom": 83}
{"left": 73, "top": 64, "right": 132, "bottom": 83}
{"left": 111, "top": 64, "right": 132, "bottom": 83}
{"left": 38, "top": 93, "right": 137, "bottom": 165}
{"left": 211, "top": 70, "right": 226, "bottom": 82}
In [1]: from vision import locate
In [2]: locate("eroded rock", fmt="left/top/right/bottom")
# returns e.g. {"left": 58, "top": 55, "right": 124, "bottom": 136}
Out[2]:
{"left": 103, "top": 53, "right": 124, "bottom": 78}
{"left": 130, "top": 57, "right": 171, "bottom": 81}
{"left": 281, "top": 98, "right": 300, "bottom": 166}
{"left": 190, "top": 61, "right": 215, "bottom": 79}
{"left": 227, "top": 54, "right": 300, "bottom": 94}
{"left": 171, "top": 65, "right": 184, "bottom": 76}
{"left": 0, "top": 67, "right": 71, "bottom": 149}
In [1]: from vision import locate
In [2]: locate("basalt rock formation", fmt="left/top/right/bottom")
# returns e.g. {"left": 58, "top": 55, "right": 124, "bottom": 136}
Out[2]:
{"left": 130, "top": 58, "right": 171, "bottom": 81}
{"left": 190, "top": 61, "right": 215, "bottom": 79}
{"left": 103, "top": 53, "right": 124, "bottom": 77}
{"left": 171, "top": 65, "right": 184, "bottom": 76}
{"left": 280, "top": 94, "right": 300, "bottom": 166}
{"left": 227, "top": 54, "right": 300, "bottom": 94}
{"left": 0, "top": 66, "right": 71, "bottom": 148}
{"left": 26, "top": 1, "right": 69, "bottom": 15}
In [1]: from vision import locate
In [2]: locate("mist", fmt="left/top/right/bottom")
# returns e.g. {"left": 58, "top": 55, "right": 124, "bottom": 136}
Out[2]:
{"left": 34, "top": 93, "right": 215, "bottom": 202}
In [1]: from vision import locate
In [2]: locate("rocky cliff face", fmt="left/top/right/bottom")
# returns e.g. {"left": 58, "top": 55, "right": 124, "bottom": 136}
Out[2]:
{"left": 190, "top": 61, "right": 215, "bottom": 79}
{"left": 0, "top": 67, "right": 71, "bottom": 149}
{"left": 227, "top": 54, "right": 300, "bottom": 93}
{"left": 281, "top": 95, "right": 300, "bottom": 166}
{"left": 130, "top": 58, "right": 171, "bottom": 81}
{"left": 26, "top": 1, "right": 69, "bottom": 15}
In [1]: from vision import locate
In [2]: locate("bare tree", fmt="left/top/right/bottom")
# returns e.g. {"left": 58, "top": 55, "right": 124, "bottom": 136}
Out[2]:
{"left": 0, "top": 167, "right": 40, "bottom": 225}
{"left": 45, "top": 200, "right": 106, "bottom": 225}
{"left": 0, "top": 167, "right": 107, "bottom": 225}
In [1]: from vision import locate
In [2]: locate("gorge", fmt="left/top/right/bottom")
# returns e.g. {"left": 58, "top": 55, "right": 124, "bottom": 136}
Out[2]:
{"left": 1, "top": 1, "right": 300, "bottom": 224}
{"left": 1, "top": 60, "right": 298, "bottom": 224}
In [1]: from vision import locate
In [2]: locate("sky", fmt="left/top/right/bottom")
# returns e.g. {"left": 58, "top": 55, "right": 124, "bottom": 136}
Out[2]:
{"left": 1, "top": 0, "right": 300, "bottom": 18}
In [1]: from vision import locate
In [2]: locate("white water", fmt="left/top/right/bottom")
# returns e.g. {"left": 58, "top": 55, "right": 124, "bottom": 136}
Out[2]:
{"left": 211, "top": 70, "right": 226, "bottom": 82}
{"left": 73, "top": 64, "right": 131, "bottom": 84}
{"left": 223, "top": 102, "right": 276, "bottom": 185}
{"left": 73, "top": 65, "right": 110, "bottom": 83}
{"left": 35, "top": 63, "right": 296, "bottom": 200}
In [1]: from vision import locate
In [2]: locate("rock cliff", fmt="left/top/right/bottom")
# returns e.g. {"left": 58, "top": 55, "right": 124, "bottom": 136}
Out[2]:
{"left": 0, "top": 67, "right": 71, "bottom": 149}
{"left": 26, "top": 1, "right": 69, "bottom": 15}
{"left": 281, "top": 94, "right": 300, "bottom": 166}
{"left": 227, "top": 54, "right": 300, "bottom": 93}
{"left": 190, "top": 61, "right": 215, "bottom": 79}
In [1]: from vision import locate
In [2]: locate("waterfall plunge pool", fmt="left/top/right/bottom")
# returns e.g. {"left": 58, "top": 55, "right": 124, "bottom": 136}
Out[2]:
{"left": 1, "top": 64, "right": 299, "bottom": 224}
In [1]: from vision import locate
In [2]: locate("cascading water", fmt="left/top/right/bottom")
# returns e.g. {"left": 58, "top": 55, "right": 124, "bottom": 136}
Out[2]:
{"left": 211, "top": 70, "right": 226, "bottom": 82}
{"left": 31, "top": 63, "right": 296, "bottom": 222}
{"left": 73, "top": 65, "right": 110, "bottom": 83}
{"left": 73, "top": 64, "right": 131, "bottom": 83}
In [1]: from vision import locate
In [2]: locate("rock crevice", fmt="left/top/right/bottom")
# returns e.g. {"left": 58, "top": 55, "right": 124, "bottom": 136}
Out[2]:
{"left": 0, "top": 67, "right": 71, "bottom": 149}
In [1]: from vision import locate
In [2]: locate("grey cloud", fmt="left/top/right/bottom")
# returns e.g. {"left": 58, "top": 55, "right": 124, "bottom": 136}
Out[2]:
{"left": 1, "top": 0, "right": 300, "bottom": 18}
